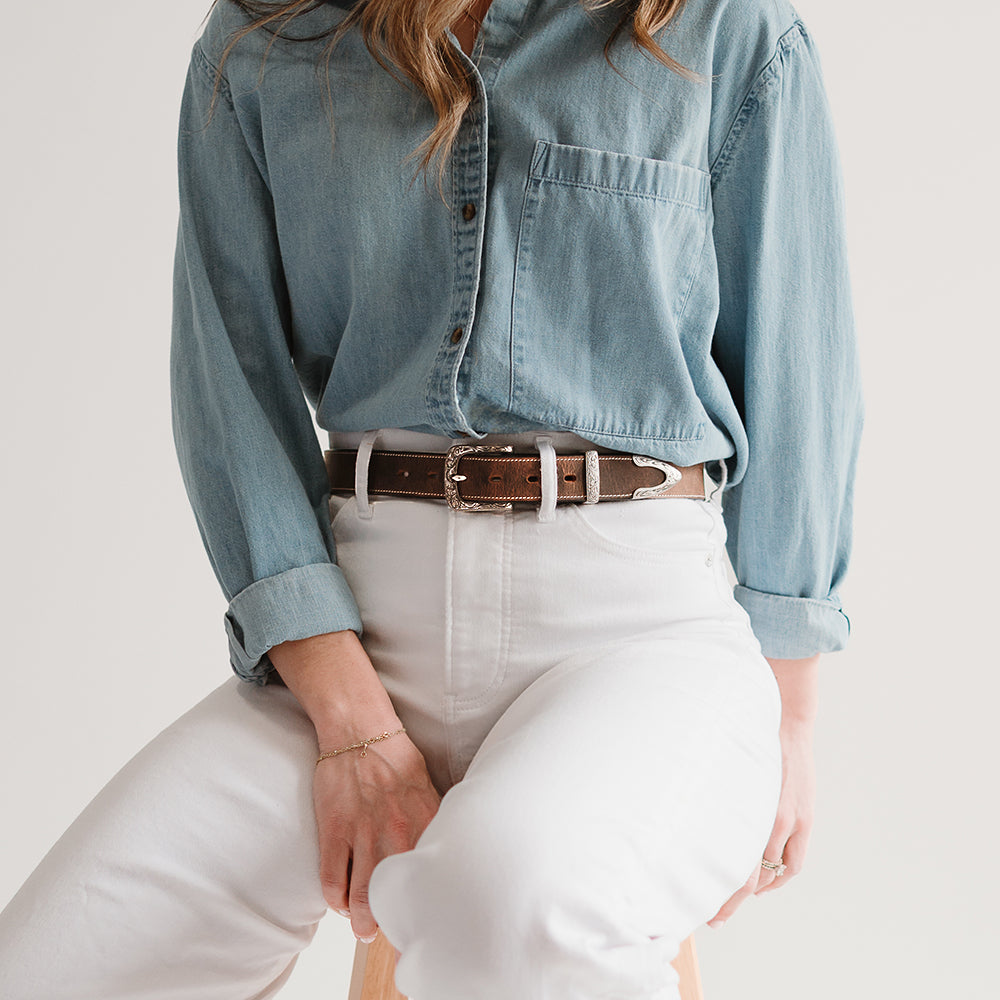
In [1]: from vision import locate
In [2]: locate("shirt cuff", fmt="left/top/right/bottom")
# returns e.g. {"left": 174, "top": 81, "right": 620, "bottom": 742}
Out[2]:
{"left": 732, "top": 584, "right": 851, "bottom": 660}
{"left": 223, "top": 563, "right": 365, "bottom": 685}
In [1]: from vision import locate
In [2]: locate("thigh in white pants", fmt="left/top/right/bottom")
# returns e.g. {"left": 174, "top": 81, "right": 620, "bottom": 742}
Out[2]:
{"left": 0, "top": 429, "right": 783, "bottom": 1000}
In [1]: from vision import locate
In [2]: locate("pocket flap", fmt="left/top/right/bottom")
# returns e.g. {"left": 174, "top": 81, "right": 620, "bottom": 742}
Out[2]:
{"left": 529, "top": 139, "right": 710, "bottom": 210}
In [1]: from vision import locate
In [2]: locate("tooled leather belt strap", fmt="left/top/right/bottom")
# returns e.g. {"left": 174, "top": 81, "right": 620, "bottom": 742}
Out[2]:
{"left": 323, "top": 445, "right": 706, "bottom": 510}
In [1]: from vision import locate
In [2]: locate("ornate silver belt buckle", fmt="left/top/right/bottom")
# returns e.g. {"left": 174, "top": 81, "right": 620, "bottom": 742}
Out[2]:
{"left": 630, "top": 455, "right": 683, "bottom": 499}
{"left": 444, "top": 444, "right": 515, "bottom": 511}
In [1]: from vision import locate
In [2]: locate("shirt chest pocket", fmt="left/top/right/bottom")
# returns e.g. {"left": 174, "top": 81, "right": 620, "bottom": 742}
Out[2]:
{"left": 509, "top": 139, "right": 711, "bottom": 444}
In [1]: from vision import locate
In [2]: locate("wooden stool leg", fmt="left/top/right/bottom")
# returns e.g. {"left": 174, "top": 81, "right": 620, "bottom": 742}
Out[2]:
{"left": 350, "top": 930, "right": 704, "bottom": 1000}
{"left": 349, "top": 932, "right": 405, "bottom": 1000}
{"left": 674, "top": 933, "right": 705, "bottom": 1000}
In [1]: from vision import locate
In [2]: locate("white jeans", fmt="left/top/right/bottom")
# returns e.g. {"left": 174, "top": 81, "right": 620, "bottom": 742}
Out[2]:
{"left": 0, "top": 429, "right": 783, "bottom": 1000}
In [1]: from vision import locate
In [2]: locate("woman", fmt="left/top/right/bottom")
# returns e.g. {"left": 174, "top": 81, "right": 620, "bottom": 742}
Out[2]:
{"left": 0, "top": 0, "right": 864, "bottom": 997}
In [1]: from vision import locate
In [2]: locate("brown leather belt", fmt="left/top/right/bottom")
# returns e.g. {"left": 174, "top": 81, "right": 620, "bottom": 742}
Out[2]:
{"left": 323, "top": 443, "right": 706, "bottom": 511}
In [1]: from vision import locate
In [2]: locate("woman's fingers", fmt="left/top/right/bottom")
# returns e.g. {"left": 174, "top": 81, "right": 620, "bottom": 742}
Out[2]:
{"left": 318, "top": 833, "right": 352, "bottom": 914}
{"left": 348, "top": 842, "right": 380, "bottom": 942}
{"left": 707, "top": 795, "right": 799, "bottom": 924}
{"left": 756, "top": 821, "right": 809, "bottom": 895}
{"left": 756, "top": 811, "right": 793, "bottom": 892}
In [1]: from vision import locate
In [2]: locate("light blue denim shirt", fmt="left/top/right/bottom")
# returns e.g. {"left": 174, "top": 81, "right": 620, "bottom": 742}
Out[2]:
{"left": 170, "top": 0, "right": 865, "bottom": 685}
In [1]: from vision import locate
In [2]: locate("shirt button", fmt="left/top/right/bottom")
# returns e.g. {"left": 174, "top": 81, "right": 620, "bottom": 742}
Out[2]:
{"left": 450, "top": 326, "right": 464, "bottom": 344}
{"left": 462, "top": 202, "right": 476, "bottom": 221}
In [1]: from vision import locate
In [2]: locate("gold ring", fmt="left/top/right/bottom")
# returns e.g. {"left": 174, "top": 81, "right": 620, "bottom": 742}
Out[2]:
{"left": 761, "top": 856, "right": 786, "bottom": 876}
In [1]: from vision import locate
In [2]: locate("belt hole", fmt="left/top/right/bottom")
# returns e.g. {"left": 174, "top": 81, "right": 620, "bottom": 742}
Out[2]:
{"left": 396, "top": 469, "right": 410, "bottom": 478}
{"left": 564, "top": 474, "right": 577, "bottom": 482}
{"left": 489, "top": 474, "right": 502, "bottom": 482}
{"left": 527, "top": 474, "right": 539, "bottom": 483}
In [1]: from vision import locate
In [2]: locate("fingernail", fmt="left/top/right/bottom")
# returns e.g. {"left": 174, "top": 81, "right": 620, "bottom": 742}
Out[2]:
{"left": 335, "top": 908, "right": 351, "bottom": 918}
{"left": 707, "top": 918, "right": 726, "bottom": 928}
{"left": 357, "top": 931, "right": 377, "bottom": 944}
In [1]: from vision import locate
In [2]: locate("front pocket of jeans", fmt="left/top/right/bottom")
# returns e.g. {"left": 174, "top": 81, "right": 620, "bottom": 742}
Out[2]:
{"left": 565, "top": 496, "right": 716, "bottom": 562}
{"left": 510, "top": 140, "right": 712, "bottom": 442}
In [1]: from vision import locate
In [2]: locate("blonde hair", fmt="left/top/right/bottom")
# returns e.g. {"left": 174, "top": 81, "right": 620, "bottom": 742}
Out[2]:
{"left": 204, "top": 0, "right": 703, "bottom": 202}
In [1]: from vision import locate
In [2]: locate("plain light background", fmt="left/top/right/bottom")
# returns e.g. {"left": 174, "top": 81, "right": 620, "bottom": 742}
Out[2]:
{"left": 1, "top": 1, "right": 996, "bottom": 997}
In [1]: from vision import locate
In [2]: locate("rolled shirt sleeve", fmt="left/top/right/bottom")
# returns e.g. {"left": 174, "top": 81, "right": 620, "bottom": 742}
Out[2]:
{"left": 709, "top": 19, "right": 865, "bottom": 659}
{"left": 170, "top": 39, "right": 363, "bottom": 685}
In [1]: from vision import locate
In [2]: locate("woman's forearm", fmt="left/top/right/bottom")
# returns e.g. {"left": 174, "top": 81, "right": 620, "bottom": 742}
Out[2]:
{"left": 268, "top": 630, "right": 403, "bottom": 743}
{"left": 764, "top": 654, "right": 820, "bottom": 727}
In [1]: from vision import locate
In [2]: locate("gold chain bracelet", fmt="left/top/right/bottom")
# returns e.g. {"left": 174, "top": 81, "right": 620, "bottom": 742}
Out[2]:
{"left": 315, "top": 727, "right": 406, "bottom": 766}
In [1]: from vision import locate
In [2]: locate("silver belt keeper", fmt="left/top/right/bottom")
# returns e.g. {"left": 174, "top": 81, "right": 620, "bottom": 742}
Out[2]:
{"left": 584, "top": 450, "right": 600, "bottom": 504}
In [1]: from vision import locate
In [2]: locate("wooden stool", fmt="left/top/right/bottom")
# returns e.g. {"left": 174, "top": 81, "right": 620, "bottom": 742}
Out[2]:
{"left": 349, "top": 928, "right": 704, "bottom": 1000}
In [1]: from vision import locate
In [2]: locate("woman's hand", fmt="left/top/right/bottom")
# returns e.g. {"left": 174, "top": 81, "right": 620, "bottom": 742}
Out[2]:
{"left": 313, "top": 716, "right": 441, "bottom": 942}
{"left": 706, "top": 654, "right": 819, "bottom": 928}
{"left": 269, "top": 630, "right": 442, "bottom": 943}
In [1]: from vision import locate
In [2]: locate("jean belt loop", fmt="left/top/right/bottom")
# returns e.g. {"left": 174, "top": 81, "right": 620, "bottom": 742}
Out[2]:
{"left": 534, "top": 435, "right": 558, "bottom": 523}
{"left": 355, "top": 428, "right": 383, "bottom": 520}
{"left": 708, "top": 457, "right": 729, "bottom": 506}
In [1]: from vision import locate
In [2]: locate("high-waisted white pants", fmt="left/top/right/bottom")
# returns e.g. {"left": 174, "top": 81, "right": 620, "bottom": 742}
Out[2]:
{"left": 0, "top": 429, "right": 783, "bottom": 1000}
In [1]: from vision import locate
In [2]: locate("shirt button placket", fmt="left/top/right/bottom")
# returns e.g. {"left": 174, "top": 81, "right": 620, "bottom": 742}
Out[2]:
{"left": 427, "top": 65, "right": 488, "bottom": 437}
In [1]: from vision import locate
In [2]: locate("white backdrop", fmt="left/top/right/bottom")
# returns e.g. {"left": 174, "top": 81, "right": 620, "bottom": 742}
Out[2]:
{"left": 1, "top": 1, "right": 996, "bottom": 997}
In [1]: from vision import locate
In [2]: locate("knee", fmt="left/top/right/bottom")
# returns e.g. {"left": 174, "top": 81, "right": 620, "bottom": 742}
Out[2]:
{"left": 367, "top": 785, "right": 654, "bottom": 999}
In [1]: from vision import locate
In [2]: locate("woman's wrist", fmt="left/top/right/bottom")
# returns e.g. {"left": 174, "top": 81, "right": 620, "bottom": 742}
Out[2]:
{"left": 268, "top": 630, "right": 403, "bottom": 741}
{"left": 764, "top": 653, "right": 820, "bottom": 728}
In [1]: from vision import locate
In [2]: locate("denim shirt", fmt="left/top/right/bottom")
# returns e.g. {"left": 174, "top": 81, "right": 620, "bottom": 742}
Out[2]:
{"left": 170, "top": 0, "right": 865, "bottom": 685}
